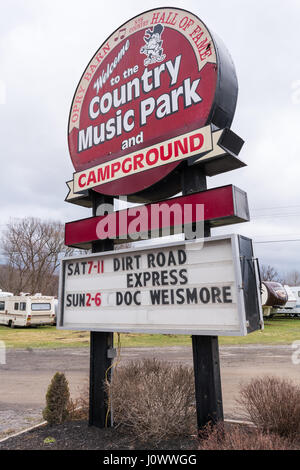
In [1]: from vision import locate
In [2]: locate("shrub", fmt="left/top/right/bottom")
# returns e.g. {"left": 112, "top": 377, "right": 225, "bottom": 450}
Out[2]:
{"left": 199, "top": 422, "right": 294, "bottom": 450}
{"left": 238, "top": 376, "right": 300, "bottom": 439}
{"left": 107, "top": 358, "right": 196, "bottom": 443}
{"left": 42, "top": 372, "right": 71, "bottom": 425}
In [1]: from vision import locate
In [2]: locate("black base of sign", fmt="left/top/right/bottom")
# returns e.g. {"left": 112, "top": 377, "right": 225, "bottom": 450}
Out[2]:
{"left": 89, "top": 193, "right": 114, "bottom": 428}
{"left": 89, "top": 331, "right": 113, "bottom": 428}
{"left": 192, "top": 335, "right": 223, "bottom": 427}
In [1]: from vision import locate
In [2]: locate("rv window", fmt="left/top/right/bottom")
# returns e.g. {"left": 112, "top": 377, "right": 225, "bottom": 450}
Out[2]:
{"left": 0, "top": 301, "right": 5, "bottom": 311}
{"left": 31, "top": 303, "right": 51, "bottom": 311}
{"left": 14, "top": 303, "right": 19, "bottom": 310}
{"left": 20, "top": 302, "right": 26, "bottom": 311}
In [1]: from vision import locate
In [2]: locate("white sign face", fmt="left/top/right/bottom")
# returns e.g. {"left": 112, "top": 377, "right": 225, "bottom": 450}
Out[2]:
{"left": 58, "top": 235, "right": 248, "bottom": 336}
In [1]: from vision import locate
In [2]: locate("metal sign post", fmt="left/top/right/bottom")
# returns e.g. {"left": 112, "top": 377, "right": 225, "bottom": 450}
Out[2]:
{"left": 89, "top": 192, "right": 114, "bottom": 428}
{"left": 182, "top": 164, "right": 223, "bottom": 427}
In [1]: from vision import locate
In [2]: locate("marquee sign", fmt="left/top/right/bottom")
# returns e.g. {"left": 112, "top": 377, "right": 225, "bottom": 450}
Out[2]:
{"left": 65, "top": 185, "right": 250, "bottom": 248}
{"left": 58, "top": 235, "right": 263, "bottom": 336}
{"left": 63, "top": 7, "right": 262, "bottom": 430}
{"left": 67, "top": 7, "right": 242, "bottom": 202}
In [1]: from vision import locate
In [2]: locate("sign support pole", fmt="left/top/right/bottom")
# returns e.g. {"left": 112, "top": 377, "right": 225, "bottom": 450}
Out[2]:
{"left": 181, "top": 164, "right": 224, "bottom": 430}
{"left": 89, "top": 191, "right": 114, "bottom": 428}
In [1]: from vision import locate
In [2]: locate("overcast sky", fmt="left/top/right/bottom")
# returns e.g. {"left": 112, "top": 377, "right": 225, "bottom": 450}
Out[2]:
{"left": 1, "top": 0, "right": 300, "bottom": 275}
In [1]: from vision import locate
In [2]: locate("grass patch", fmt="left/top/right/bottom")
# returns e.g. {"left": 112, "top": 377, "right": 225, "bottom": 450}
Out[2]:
{"left": 220, "top": 317, "right": 300, "bottom": 346}
{"left": 0, "top": 325, "right": 90, "bottom": 349}
{"left": 0, "top": 317, "right": 299, "bottom": 349}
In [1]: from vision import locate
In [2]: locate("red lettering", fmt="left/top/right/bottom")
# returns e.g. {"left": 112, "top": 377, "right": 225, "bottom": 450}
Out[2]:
{"left": 174, "top": 138, "right": 188, "bottom": 157}
{"left": 74, "top": 85, "right": 85, "bottom": 103}
{"left": 133, "top": 153, "right": 144, "bottom": 170}
{"left": 90, "top": 63, "right": 97, "bottom": 73}
{"left": 95, "top": 293, "right": 102, "bottom": 306}
{"left": 166, "top": 12, "right": 177, "bottom": 25}
{"left": 71, "top": 113, "right": 79, "bottom": 123}
{"left": 87, "top": 171, "right": 96, "bottom": 185}
{"left": 160, "top": 143, "right": 173, "bottom": 161}
{"left": 98, "top": 165, "right": 110, "bottom": 182}
{"left": 75, "top": 95, "right": 83, "bottom": 104}
{"left": 95, "top": 52, "right": 103, "bottom": 62}
{"left": 84, "top": 72, "right": 92, "bottom": 81}
{"left": 95, "top": 43, "right": 110, "bottom": 62}
{"left": 103, "top": 43, "right": 110, "bottom": 54}
{"left": 190, "top": 133, "right": 204, "bottom": 152}
{"left": 196, "top": 38, "right": 209, "bottom": 52}
{"left": 88, "top": 261, "right": 93, "bottom": 274}
{"left": 146, "top": 148, "right": 159, "bottom": 166}
{"left": 158, "top": 12, "right": 166, "bottom": 23}
{"left": 190, "top": 25, "right": 201, "bottom": 37}
{"left": 111, "top": 161, "right": 121, "bottom": 177}
{"left": 200, "top": 47, "right": 212, "bottom": 61}
{"left": 193, "top": 31, "right": 204, "bottom": 44}
{"left": 179, "top": 16, "right": 194, "bottom": 31}
{"left": 122, "top": 157, "right": 132, "bottom": 174}
{"left": 151, "top": 12, "right": 160, "bottom": 24}
{"left": 78, "top": 173, "right": 86, "bottom": 188}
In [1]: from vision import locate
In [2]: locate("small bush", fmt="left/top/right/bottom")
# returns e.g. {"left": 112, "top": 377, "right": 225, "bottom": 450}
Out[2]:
{"left": 238, "top": 376, "right": 300, "bottom": 439}
{"left": 199, "top": 422, "right": 294, "bottom": 450}
{"left": 42, "top": 372, "right": 71, "bottom": 425}
{"left": 107, "top": 358, "right": 196, "bottom": 443}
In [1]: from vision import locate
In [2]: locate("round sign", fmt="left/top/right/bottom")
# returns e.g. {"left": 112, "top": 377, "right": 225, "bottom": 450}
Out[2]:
{"left": 68, "top": 7, "right": 238, "bottom": 202}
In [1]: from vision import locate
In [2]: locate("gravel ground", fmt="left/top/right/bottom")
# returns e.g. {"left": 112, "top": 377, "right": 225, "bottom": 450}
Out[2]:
{"left": 0, "top": 409, "right": 43, "bottom": 438}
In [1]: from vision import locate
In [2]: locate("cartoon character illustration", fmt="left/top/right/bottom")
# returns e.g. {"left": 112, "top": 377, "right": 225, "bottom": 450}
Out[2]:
{"left": 140, "top": 24, "right": 166, "bottom": 66}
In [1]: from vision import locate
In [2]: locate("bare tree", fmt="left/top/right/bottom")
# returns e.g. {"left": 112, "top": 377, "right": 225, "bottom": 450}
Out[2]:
{"left": 284, "top": 270, "right": 300, "bottom": 286}
{"left": 260, "top": 264, "right": 283, "bottom": 283}
{"left": 0, "top": 265, "right": 19, "bottom": 294}
{"left": 1, "top": 218, "right": 74, "bottom": 295}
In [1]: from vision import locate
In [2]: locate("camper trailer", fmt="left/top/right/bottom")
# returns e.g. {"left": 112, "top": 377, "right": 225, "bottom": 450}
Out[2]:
{"left": 261, "top": 281, "right": 288, "bottom": 317}
{"left": 0, "top": 293, "right": 56, "bottom": 328}
{"left": 261, "top": 282, "right": 300, "bottom": 318}
{"left": 273, "top": 285, "right": 298, "bottom": 317}
{"left": 289, "top": 286, "right": 300, "bottom": 317}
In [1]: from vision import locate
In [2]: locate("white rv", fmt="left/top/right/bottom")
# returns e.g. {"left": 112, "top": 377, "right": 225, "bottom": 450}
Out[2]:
{"left": 0, "top": 289, "right": 13, "bottom": 297}
{"left": 272, "top": 285, "right": 298, "bottom": 317}
{"left": 289, "top": 286, "right": 300, "bottom": 317}
{"left": 0, "top": 293, "right": 56, "bottom": 328}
